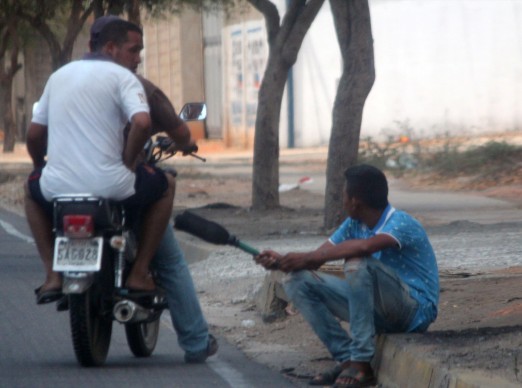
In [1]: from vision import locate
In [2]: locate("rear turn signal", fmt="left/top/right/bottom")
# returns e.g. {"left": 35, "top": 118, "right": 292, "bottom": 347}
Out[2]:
{"left": 63, "top": 215, "right": 94, "bottom": 238}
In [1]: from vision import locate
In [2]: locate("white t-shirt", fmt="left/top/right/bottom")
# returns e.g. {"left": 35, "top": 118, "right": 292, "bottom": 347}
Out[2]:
{"left": 32, "top": 59, "right": 149, "bottom": 201}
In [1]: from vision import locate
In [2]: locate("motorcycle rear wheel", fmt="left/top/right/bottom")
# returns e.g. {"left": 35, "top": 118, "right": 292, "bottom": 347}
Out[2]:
{"left": 69, "top": 287, "right": 113, "bottom": 367}
{"left": 69, "top": 247, "right": 114, "bottom": 367}
{"left": 125, "top": 318, "right": 160, "bottom": 357}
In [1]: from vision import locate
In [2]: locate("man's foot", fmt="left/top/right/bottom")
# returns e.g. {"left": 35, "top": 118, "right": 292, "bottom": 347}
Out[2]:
{"left": 35, "top": 276, "right": 63, "bottom": 304}
{"left": 35, "top": 285, "right": 63, "bottom": 304}
{"left": 184, "top": 334, "right": 219, "bottom": 363}
{"left": 125, "top": 272, "right": 156, "bottom": 292}
{"left": 333, "top": 361, "right": 376, "bottom": 388}
{"left": 309, "top": 363, "right": 344, "bottom": 385}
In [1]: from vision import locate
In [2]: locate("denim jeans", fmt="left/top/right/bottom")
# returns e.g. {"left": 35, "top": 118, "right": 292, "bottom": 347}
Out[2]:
{"left": 150, "top": 224, "right": 210, "bottom": 355}
{"left": 283, "top": 258, "right": 418, "bottom": 363}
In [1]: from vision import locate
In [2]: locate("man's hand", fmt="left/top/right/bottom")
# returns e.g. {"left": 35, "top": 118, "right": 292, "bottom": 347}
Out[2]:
{"left": 278, "top": 252, "right": 320, "bottom": 272}
{"left": 255, "top": 250, "right": 319, "bottom": 272}
{"left": 165, "top": 139, "right": 198, "bottom": 156}
{"left": 254, "top": 250, "right": 283, "bottom": 270}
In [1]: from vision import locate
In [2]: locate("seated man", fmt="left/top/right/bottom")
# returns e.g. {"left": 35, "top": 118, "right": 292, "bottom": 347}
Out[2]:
{"left": 26, "top": 20, "right": 174, "bottom": 303}
{"left": 255, "top": 164, "right": 439, "bottom": 387}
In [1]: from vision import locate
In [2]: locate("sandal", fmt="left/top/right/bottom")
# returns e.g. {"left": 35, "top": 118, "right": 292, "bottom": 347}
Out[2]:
{"left": 309, "top": 364, "right": 343, "bottom": 386}
{"left": 333, "top": 365, "right": 376, "bottom": 388}
{"left": 34, "top": 285, "right": 63, "bottom": 305}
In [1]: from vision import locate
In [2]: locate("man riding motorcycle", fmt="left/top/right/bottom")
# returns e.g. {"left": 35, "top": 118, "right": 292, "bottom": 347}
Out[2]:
{"left": 25, "top": 17, "right": 217, "bottom": 363}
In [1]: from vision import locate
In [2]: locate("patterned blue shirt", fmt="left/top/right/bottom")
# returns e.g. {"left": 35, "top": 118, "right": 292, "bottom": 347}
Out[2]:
{"left": 329, "top": 204, "right": 439, "bottom": 332}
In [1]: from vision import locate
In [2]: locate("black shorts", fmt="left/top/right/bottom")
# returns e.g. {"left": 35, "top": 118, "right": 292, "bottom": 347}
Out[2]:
{"left": 28, "top": 164, "right": 168, "bottom": 218}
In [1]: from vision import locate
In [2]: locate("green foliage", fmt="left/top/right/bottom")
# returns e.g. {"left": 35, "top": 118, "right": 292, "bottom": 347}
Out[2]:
{"left": 359, "top": 130, "right": 522, "bottom": 182}
{"left": 426, "top": 141, "right": 522, "bottom": 176}
{"left": 358, "top": 120, "right": 421, "bottom": 172}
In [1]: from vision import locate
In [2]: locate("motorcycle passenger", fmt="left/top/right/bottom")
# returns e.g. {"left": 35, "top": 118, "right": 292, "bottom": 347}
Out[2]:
{"left": 88, "top": 16, "right": 217, "bottom": 363}
{"left": 25, "top": 21, "right": 174, "bottom": 304}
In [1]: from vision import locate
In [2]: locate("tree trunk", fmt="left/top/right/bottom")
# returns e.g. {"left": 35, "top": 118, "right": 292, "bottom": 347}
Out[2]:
{"left": 0, "top": 16, "right": 22, "bottom": 153}
{"left": 2, "top": 77, "right": 16, "bottom": 152}
{"left": 324, "top": 0, "right": 375, "bottom": 229}
{"left": 21, "top": 1, "right": 94, "bottom": 70}
{"left": 249, "top": 0, "right": 325, "bottom": 210}
{"left": 252, "top": 54, "right": 288, "bottom": 209}
{"left": 127, "top": 0, "right": 141, "bottom": 26}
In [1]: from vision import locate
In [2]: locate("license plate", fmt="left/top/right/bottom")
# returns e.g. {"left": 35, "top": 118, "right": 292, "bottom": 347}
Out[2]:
{"left": 53, "top": 237, "right": 103, "bottom": 271}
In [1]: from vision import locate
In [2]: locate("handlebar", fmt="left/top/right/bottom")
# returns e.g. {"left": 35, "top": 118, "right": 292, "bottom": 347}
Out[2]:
{"left": 144, "top": 136, "right": 206, "bottom": 164}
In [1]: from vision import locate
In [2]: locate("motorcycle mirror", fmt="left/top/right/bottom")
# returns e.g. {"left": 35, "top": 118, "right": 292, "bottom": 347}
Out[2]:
{"left": 179, "top": 103, "right": 207, "bottom": 121}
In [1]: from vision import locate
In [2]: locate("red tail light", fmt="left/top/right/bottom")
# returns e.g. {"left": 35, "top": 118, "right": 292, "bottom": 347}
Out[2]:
{"left": 63, "top": 215, "right": 94, "bottom": 238}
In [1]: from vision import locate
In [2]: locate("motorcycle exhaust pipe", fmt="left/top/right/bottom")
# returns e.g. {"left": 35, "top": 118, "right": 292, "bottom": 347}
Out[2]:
{"left": 113, "top": 300, "right": 150, "bottom": 323}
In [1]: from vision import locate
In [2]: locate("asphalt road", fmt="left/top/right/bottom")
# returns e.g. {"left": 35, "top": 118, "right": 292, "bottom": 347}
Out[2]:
{"left": 0, "top": 207, "right": 296, "bottom": 387}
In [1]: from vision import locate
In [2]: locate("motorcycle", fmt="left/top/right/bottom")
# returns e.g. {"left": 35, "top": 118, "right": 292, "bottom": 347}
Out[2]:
{"left": 51, "top": 103, "right": 206, "bottom": 366}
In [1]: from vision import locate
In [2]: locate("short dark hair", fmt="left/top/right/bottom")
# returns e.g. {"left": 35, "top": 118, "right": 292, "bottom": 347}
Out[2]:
{"left": 344, "top": 164, "right": 389, "bottom": 210}
{"left": 91, "top": 19, "right": 143, "bottom": 52}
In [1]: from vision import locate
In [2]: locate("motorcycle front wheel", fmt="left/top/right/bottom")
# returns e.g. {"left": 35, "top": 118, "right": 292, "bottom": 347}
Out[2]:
{"left": 125, "top": 318, "right": 160, "bottom": 357}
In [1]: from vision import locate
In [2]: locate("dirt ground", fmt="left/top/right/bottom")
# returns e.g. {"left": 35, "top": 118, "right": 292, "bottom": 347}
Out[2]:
{"left": 170, "top": 166, "right": 522, "bottom": 386}
{"left": 1, "top": 148, "right": 522, "bottom": 386}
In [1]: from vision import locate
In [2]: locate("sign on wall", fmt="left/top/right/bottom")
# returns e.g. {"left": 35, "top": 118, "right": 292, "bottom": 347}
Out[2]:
{"left": 224, "top": 21, "right": 267, "bottom": 148}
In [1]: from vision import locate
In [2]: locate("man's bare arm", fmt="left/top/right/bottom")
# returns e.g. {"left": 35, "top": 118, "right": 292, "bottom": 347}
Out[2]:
{"left": 276, "top": 234, "right": 399, "bottom": 272}
{"left": 26, "top": 123, "right": 48, "bottom": 168}
{"left": 137, "top": 76, "right": 193, "bottom": 148}
{"left": 123, "top": 112, "right": 152, "bottom": 170}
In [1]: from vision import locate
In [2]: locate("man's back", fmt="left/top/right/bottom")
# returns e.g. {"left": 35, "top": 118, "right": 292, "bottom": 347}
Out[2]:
{"left": 32, "top": 59, "right": 149, "bottom": 200}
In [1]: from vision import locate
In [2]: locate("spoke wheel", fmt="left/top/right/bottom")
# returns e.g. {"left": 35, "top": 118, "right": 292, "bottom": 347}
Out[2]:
{"left": 69, "top": 288, "right": 112, "bottom": 366}
{"left": 125, "top": 318, "right": 160, "bottom": 357}
{"left": 69, "top": 246, "right": 114, "bottom": 367}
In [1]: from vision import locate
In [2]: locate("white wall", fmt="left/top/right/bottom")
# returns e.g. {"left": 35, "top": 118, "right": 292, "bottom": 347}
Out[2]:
{"left": 291, "top": 2, "right": 339, "bottom": 147}
{"left": 287, "top": 0, "right": 522, "bottom": 146}
{"left": 365, "top": 0, "right": 522, "bottom": 139}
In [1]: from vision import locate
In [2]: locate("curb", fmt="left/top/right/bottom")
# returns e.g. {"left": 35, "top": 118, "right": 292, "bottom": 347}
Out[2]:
{"left": 256, "top": 273, "right": 521, "bottom": 388}
{"left": 374, "top": 335, "right": 520, "bottom": 388}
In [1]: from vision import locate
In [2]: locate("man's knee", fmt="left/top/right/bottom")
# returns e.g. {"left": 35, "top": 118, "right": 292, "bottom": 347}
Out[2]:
{"left": 344, "top": 258, "right": 374, "bottom": 290}
{"left": 159, "top": 172, "right": 175, "bottom": 202}
{"left": 282, "top": 270, "right": 316, "bottom": 299}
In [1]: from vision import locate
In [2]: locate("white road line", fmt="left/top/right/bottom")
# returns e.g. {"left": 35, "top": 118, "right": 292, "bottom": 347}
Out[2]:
{"left": 207, "top": 360, "right": 252, "bottom": 388}
{"left": 0, "top": 219, "right": 34, "bottom": 244}
{"left": 160, "top": 313, "right": 250, "bottom": 387}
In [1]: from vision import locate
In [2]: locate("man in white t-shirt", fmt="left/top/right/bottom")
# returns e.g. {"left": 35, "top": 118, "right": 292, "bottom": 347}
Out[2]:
{"left": 25, "top": 20, "right": 175, "bottom": 304}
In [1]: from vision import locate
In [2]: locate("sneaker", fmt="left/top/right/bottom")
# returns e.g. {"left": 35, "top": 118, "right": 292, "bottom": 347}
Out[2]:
{"left": 184, "top": 334, "right": 219, "bottom": 363}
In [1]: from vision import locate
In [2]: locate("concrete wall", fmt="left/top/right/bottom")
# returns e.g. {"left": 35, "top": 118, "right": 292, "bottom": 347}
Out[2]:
{"left": 222, "top": 0, "right": 522, "bottom": 148}
{"left": 289, "top": 0, "right": 522, "bottom": 146}
{"left": 141, "top": 11, "right": 206, "bottom": 139}
{"left": 365, "top": 0, "right": 522, "bottom": 140}
{"left": 142, "top": 17, "right": 184, "bottom": 111}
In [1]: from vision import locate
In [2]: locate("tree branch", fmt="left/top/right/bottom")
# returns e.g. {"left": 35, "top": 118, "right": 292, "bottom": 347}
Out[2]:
{"left": 282, "top": 0, "right": 324, "bottom": 65}
{"left": 19, "top": 8, "right": 62, "bottom": 69}
{"left": 7, "top": 19, "right": 21, "bottom": 79}
{"left": 62, "top": 0, "right": 95, "bottom": 62}
{"left": 247, "top": 0, "right": 280, "bottom": 45}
